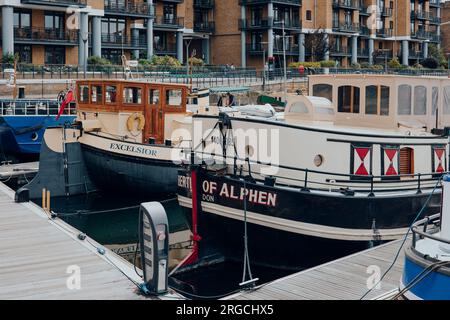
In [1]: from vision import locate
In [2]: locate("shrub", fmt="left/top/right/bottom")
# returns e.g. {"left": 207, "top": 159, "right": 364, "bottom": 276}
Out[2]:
{"left": 388, "top": 57, "right": 402, "bottom": 69}
{"left": 188, "top": 57, "right": 205, "bottom": 66}
{"left": 320, "top": 60, "right": 336, "bottom": 68}
{"left": 421, "top": 57, "right": 439, "bottom": 69}
{"left": 87, "top": 56, "right": 111, "bottom": 65}
{"left": 369, "top": 64, "right": 384, "bottom": 70}
{"left": 150, "top": 55, "right": 182, "bottom": 67}
{"left": 350, "top": 62, "right": 361, "bottom": 69}
{"left": 413, "top": 62, "right": 423, "bottom": 69}
{"left": 2, "top": 53, "right": 18, "bottom": 64}
{"left": 288, "top": 61, "right": 321, "bottom": 68}
{"left": 139, "top": 59, "right": 151, "bottom": 66}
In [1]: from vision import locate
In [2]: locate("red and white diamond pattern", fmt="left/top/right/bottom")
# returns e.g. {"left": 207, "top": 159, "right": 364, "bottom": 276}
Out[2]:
{"left": 384, "top": 148, "right": 398, "bottom": 176}
{"left": 354, "top": 147, "right": 370, "bottom": 176}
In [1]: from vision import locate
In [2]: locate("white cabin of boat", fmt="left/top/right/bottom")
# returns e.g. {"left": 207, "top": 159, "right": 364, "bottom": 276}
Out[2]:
{"left": 306, "top": 74, "right": 450, "bottom": 132}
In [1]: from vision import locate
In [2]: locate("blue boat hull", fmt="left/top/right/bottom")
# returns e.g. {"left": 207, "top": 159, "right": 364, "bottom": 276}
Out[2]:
{"left": 402, "top": 246, "right": 450, "bottom": 300}
{"left": 0, "top": 115, "right": 75, "bottom": 155}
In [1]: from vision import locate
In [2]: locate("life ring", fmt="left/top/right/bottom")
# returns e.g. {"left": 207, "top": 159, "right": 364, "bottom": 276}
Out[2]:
{"left": 126, "top": 113, "right": 146, "bottom": 132}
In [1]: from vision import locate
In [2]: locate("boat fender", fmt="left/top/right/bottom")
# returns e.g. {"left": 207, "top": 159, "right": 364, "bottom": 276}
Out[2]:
{"left": 127, "top": 113, "right": 146, "bottom": 132}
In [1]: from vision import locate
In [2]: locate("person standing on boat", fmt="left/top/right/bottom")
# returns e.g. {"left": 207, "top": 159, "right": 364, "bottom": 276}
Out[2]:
{"left": 226, "top": 92, "right": 236, "bottom": 107}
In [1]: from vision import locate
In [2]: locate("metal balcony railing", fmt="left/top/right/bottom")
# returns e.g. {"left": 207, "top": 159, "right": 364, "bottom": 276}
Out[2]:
{"left": 376, "top": 28, "right": 393, "bottom": 38}
{"left": 332, "top": 0, "right": 359, "bottom": 10}
{"left": 330, "top": 46, "right": 351, "bottom": 56}
{"left": 193, "top": 0, "right": 215, "bottom": 9}
{"left": 154, "top": 16, "right": 184, "bottom": 28}
{"left": 411, "top": 11, "right": 431, "bottom": 20}
{"left": 429, "top": 0, "right": 441, "bottom": 7}
{"left": 101, "top": 33, "right": 146, "bottom": 48}
{"left": 21, "top": 0, "right": 86, "bottom": 6}
{"left": 357, "top": 48, "right": 369, "bottom": 57}
{"left": 104, "top": 2, "right": 155, "bottom": 17}
{"left": 359, "top": 26, "right": 370, "bottom": 36}
{"left": 239, "top": 18, "right": 273, "bottom": 29}
{"left": 14, "top": 27, "right": 78, "bottom": 44}
{"left": 239, "top": 0, "right": 302, "bottom": 6}
{"left": 381, "top": 7, "right": 393, "bottom": 17}
{"left": 194, "top": 21, "right": 215, "bottom": 33}
{"left": 332, "top": 22, "right": 360, "bottom": 33}
{"left": 411, "top": 30, "right": 430, "bottom": 40}
{"left": 429, "top": 15, "right": 441, "bottom": 24}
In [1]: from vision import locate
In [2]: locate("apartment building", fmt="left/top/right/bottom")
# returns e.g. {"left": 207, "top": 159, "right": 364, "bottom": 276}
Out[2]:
{"left": 0, "top": 0, "right": 443, "bottom": 67}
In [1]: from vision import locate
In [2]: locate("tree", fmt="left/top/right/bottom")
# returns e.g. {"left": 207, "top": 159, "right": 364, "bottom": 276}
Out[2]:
{"left": 303, "top": 28, "right": 333, "bottom": 62}
{"left": 421, "top": 57, "right": 439, "bottom": 69}
{"left": 428, "top": 44, "right": 447, "bottom": 68}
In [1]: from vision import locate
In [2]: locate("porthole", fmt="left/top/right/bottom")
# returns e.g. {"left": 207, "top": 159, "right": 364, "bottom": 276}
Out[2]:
{"left": 314, "top": 154, "right": 323, "bottom": 167}
{"left": 31, "top": 132, "right": 39, "bottom": 141}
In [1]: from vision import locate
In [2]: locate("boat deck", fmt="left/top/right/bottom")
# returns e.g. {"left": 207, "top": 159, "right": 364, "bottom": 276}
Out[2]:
{"left": 0, "top": 161, "right": 39, "bottom": 180}
{"left": 0, "top": 181, "right": 181, "bottom": 300}
{"left": 226, "top": 239, "right": 405, "bottom": 300}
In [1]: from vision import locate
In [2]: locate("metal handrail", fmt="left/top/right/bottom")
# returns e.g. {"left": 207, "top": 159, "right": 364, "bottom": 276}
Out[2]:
{"left": 411, "top": 213, "right": 450, "bottom": 248}
{"left": 0, "top": 99, "right": 75, "bottom": 116}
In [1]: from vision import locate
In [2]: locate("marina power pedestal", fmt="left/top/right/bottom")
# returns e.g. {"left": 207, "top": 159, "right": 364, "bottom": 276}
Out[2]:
{"left": 139, "top": 202, "right": 169, "bottom": 295}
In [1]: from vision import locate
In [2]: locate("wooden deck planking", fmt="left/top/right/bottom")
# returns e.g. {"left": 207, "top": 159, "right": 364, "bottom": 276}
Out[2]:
{"left": 0, "top": 181, "right": 180, "bottom": 300}
{"left": 228, "top": 239, "right": 406, "bottom": 300}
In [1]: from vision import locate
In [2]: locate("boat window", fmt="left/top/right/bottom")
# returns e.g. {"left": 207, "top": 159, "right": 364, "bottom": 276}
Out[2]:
{"left": 79, "top": 85, "right": 89, "bottom": 103}
{"left": 365, "top": 85, "right": 378, "bottom": 115}
{"left": 414, "top": 86, "right": 427, "bottom": 115}
{"left": 399, "top": 147, "right": 414, "bottom": 175}
{"left": 123, "top": 87, "right": 142, "bottom": 104}
{"left": 290, "top": 102, "right": 308, "bottom": 113}
{"left": 105, "top": 85, "right": 117, "bottom": 103}
{"left": 149, "top": 88, "right": 160, "bottom": 105}
{"left": 380, "top": 86, "right": 389, "bottom": 116}
{"left": 166, "top": 89, "right": 182, "bottom": 106}
{"left": 443, "top": 86, "right": 450, "bottom": 114}
{"left": 432, "top": 87, "right": 438, "bottom": 115}
{"left": 312, "top": 84, "right": 333, "bottom": 102}
{"left": 398, "top": 84, "right": 411, "bottom": 115}
{"left": 338, "top": 86, "right": 359, "bottom": 113}
{"left": 91, "top": 85, "right": 103, "bottom": 104}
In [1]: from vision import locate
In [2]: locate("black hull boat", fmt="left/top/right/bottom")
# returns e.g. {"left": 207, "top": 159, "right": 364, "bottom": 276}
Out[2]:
{"left": 81, "top": 141, "right": 180, "bottom": 196}
{"left": 177, "top": 168, "right": 443, "bottom": 271}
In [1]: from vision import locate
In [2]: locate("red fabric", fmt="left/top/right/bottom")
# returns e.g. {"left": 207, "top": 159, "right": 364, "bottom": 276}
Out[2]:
{"left": 56, "top": 90, "right": 74, "bottom": 121}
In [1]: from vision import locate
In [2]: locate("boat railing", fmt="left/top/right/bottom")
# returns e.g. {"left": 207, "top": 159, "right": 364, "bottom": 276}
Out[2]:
{"left": 0, "top": 99, "right": 76, "bottom": 116}
{"left": 193, "top": 150, "right": 445, "bottom": 195}
{"left": 411, "top": 213, "right": 450, "bottom": 249}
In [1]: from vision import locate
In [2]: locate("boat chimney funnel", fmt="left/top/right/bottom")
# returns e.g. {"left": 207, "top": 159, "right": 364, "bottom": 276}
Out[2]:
{"left": 440, "top": 175, "right": 450, "bottom": 253}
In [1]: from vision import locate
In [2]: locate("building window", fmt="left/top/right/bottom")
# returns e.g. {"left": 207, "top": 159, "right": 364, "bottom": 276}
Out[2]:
{"left": 102, "top": 49, "right": 122, "bottom": 64}
{"left": 399, "top": 147, "right": 414, "bottom": 175}
{"left": 44, "top": 46, "right": 65, "bottom": 64}
{"left": 163, "top": 4, "right": 177, "bottom": 23}
{"left": 45, "top": 12, "right": 64, "bottom": 30}
{"left": 14, "top": 10, "right": 31, "bottom": 29}
{"left": 398, "top": 84, "right": 412, "bottom": 115}
{"left": 102, "top": 17, "right": 126, "bottom": 35}
{"left": 306, "top": 10, "right": 312, "bottom": 21}
{"left": 338, "top": 86, "right": 360, "bottom": 113}
{"left": 312, "top": 84, "right": 332, "bottom": 102}
{"left": 414, "top": 85, "right": 427, "bottom": 115}
{"left": 14, "top": 45, "right": 32, "bottom": 64}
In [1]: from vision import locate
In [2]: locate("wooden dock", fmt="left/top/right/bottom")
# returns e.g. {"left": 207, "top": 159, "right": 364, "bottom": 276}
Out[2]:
{"left": 0, "top": 181, "right": 182, "bottom": 300}
{"left": 227, "top": 239, "right": 405, "bottom": 300}
{"left": 0, "top": 161, "right": 39, "bottom": 180}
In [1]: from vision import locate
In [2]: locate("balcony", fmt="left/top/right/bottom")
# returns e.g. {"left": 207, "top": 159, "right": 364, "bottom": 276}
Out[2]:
{"left": 154, "top": 16, "right": 184, "bottom": 29}
{"left": 14, "top": 27, "right": 78, "bottom": 45}
{"left": 381, "top": 7, "right": 393, "bottom": 17}
{"left": 246, "top": 43, "right": 299, "bottom": 55}
{"left": 21, "top": 0, "right": 86, "bottom": 7}
{"left": 357, "top": 48, "right": 369, "bottom": 57}
{"left": 155, "top": 44, "right": 177, "bottom": 55}
{"left": 359, "top": 26, "right": 370, "bottom": 36}
{"left": 239, "top": 0, "right": 302, "bottom": 6}
{"left": 332, "top": 0, "right": 359, "bottom": 10}
{"left": 411, "top": 30, "right": 430, "bottom": 40}
{"left": 239, "top": 18, "right": 273, "bottom": 30}
{"left": 332, "top": 22, "right": 360, "bottom": 33}
{"left": 376, "top": 28, "right": 393, "bottom": 38}
{"left": 430, "top": 34, "right": 442, "bottom": 43}
{"left": 193, "top": 0, "right": 215, "bottom": 9}
{"left": 239, "top": 18, "right": 301, "bottom": 31}
{"left": 104, "top": 2, "right": 155, "bottom": 18}
{"left": 429, "top": 15, "right": 441, "bottom": 25}
{"left": 429, "top": 0, "right": 441, "bottom": 7}
{"left": 411, "top": 11, "right": 431, "bottom": 20}
{"left": 101, "top": 33, "right": 147, "bottom": 49}
{"left": 330, "top": 46, "right": 351, "bottom": 56}
{"left": 359, "top": 4, "right": 370, "bottom": 15}
{"left": 273, "top": 44, "right": 299, "bottom": 55}
{"left": 194, "top": 21, "right": 215, "bottom": 33}
{"left": 409, "top": 50, "right": 423, "bottom": 59}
